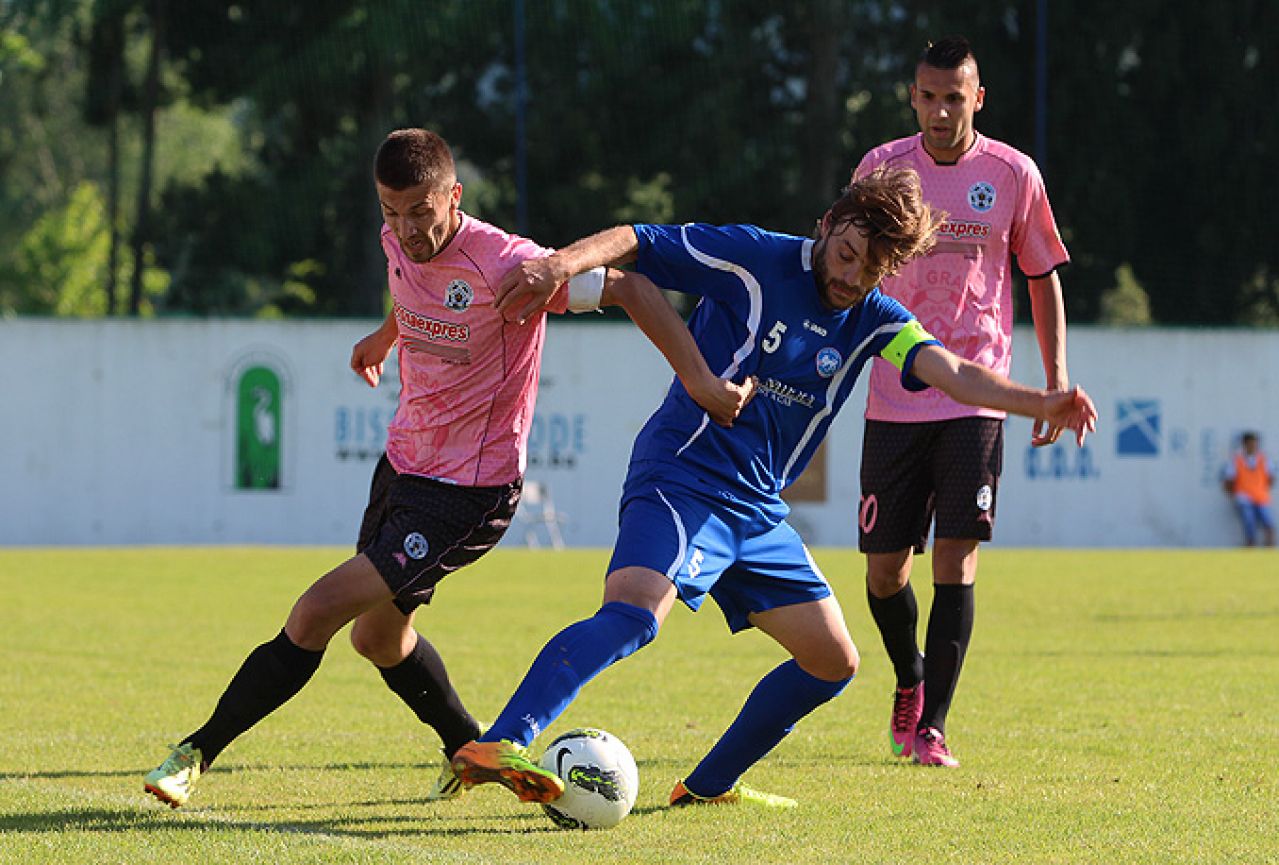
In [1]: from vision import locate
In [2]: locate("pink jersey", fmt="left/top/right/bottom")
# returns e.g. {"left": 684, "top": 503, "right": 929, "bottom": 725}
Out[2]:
{"left": 381, "top": 213, "right": 568, "bottom": 486}
{"left": 855, "top": 133, "right": 1068, "bottom": 422}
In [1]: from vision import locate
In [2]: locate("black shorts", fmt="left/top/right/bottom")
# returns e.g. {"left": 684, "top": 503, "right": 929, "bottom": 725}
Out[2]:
{"left": 857, "top": 417, "right": 1003, "bottom": 554}
{"left": 357, "top": 454, "right": 522, "bottom": 614}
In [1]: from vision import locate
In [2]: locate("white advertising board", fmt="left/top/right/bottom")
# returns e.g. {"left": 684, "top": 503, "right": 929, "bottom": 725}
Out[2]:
{"left": 1, "top": 319, "right": 1275, "bottom": 548}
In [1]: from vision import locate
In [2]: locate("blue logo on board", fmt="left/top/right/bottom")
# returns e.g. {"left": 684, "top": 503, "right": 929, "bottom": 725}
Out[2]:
{"left": 1116, "top": 399, "right": 1160, "bottom": 456}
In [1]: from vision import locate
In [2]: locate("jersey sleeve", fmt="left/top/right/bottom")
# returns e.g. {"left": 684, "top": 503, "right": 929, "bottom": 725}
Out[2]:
{"left": 492, "top": 235, "right": 571, "bottom": 315}
{"left": 1010, "top": 159, "right": 1070, "bottom": 279}
{"left": 633, "top": 223, "right": 777, "bottom": 310}
{"left": 851, "top": 149, "right": 879, "bottom": 181}
{"left": 868, "top": 291, "right": 941, "bottom": 392}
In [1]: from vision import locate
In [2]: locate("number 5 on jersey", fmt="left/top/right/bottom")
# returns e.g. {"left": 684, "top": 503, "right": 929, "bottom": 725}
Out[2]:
{"left": 762, "top": 320, "right": 787, "bottom": 353}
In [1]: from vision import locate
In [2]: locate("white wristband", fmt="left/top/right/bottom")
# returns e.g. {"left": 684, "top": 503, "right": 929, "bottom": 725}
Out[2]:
{"left": 566, "top": 267, "right": 606, "bottom": 313}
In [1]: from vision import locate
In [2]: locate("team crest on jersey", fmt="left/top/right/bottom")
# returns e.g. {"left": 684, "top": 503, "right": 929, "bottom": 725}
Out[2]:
{"left": 444, "top": 279, "right": 473, "bottom": 312}
{"left": 968, "top": 182, "right": 996, "bottom": 213}
{"left": 815, "top": 347, "right": 843, "bottom": 378}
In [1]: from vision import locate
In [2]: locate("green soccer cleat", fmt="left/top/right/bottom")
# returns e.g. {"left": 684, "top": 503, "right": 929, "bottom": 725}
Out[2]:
{"left": 425, "top": 749, "right": 466, "bottom": 802}
{"left": 451, "top": 739, "right": 565, "bottom": 804}
{"left": 668, "top": 779, "right": 798, "bottom": 809}
{"left": 144, "top": 743, "right": 205, "bottom": 808}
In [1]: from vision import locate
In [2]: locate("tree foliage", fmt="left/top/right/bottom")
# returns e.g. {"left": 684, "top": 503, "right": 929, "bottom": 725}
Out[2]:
{"left": 1, "top": 0, "right": 1275, "bottom": 325}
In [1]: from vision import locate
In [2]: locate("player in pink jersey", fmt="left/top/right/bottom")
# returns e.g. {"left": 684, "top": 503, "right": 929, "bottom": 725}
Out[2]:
{"left": 853, "top": 36, "right": 1074, "bottom": 767}
{"left": 143, "top": 129, "right": 751, "bottom": 810}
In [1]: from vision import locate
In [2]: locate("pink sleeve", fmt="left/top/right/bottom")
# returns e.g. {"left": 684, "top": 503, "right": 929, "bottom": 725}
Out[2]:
{"left": 546, "top": 282, "right": 570, "bottom": 314}
{"left": 495, "top": 235, "right": 570, "bottom": 315}
{"left": 1010, "top": 160, "right": 1069, "bottom": 278}
{"left": 852, "top": 149, "right": 878, "bottom": 181}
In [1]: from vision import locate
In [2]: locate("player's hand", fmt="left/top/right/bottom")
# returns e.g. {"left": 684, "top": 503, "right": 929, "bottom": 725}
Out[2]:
{"left": 350, "top": 330, "right": 396, "bottom": 388}
{"left": 1031, "top": 418, "right": 1063, "bottom": 448}
{"left": 688, "top": 374, "right": 758, "bottom": 428}
{"left": 1032, "top": 376, "right": 1070, "bottom": 446}
{"left": 497, "top": 256, "right": 569, "bottom": 325}
{"left": 1041, "top": 385, "right": 1097, "bottom": 447}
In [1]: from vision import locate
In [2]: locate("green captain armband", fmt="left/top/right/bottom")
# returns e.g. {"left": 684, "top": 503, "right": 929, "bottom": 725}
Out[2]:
{"left": 880, "top": 319, "right": 936, "bottom": 371}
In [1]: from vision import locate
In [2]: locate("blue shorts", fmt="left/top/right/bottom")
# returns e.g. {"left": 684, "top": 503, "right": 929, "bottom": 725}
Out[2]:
{"left": 1235, "top": 496, "right": 1275, "bottom": 544}
{"left": 607, "top": 468, "right": 830, "bottom": 633}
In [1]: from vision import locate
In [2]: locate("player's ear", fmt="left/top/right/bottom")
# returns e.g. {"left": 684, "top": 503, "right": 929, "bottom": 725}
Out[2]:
{"left": 449, "top": 181, "right": 463, "bottom": 207}
{"left": 974, "top": 86, "right": 986, "bottom": 113}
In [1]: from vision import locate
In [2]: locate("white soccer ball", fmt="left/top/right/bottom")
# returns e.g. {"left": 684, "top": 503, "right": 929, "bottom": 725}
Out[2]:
{"left": 539, "top": 727, "right": 639, "bottom": 830}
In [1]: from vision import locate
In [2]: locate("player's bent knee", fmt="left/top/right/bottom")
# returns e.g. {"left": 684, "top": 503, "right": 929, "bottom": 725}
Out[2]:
{"left": 284, "top": 592, "right": 346, "bottom": 651}
{"left": 801, "top": 643, "right": 859, "bottom": 682}
{"left": 866, "top": 560, "right": 910, "bottom": 598}
{"left": 832, "top": 646, "right": 860, "bottom": 681}
{"left": 283, "top": 608, "right": 330, "bottom": 652}
{"left": 348, "top": 624, "right": 403, "bottom": 667}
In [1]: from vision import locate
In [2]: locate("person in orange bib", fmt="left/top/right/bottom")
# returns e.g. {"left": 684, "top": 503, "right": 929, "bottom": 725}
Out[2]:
{"left": 1223, "top": 431, "right": 1275, "bottom": 547}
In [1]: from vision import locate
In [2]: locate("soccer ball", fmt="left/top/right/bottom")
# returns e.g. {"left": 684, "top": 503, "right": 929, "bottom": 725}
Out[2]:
{"left": 538, "top": 727, "right": 639, "bottom": 830}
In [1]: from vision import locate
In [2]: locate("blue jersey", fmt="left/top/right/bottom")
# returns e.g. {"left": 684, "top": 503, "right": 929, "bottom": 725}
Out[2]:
{"left": 630, "top": 222, "right": 938, "bottom": 515}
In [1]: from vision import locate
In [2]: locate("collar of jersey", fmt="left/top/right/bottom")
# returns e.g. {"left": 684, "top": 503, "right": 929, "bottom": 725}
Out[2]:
{"left": 429, "top": 211, "right": 469, "bottom": 262}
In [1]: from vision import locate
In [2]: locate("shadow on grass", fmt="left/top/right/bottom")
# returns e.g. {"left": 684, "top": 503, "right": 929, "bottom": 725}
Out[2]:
{"left": 0, "top": 760, "right": 433, "bottom": 783}
{"left": 0, "top": 805, "right": 562, "bottom": 839}
{"left": 3, "top": 753, "right": 836, "bottom": 837}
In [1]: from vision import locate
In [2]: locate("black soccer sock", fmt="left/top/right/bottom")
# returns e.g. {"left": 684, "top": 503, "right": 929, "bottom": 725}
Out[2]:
{"left": 184, "top": 629, "right": 324, "bottom": 766}
{"left": 920, "top": 583, "right": 975, "bottom": 734}
{"left": 378, "top": 634, "right": 479, "bottom": 759}
{"left": 867, "top": 583, "right": 925, "bottom": 688}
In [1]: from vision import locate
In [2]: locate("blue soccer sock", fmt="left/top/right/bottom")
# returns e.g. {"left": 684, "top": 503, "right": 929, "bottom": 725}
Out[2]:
{"left": 683, "top": 659, "right": 850, "bottom": 798}
{"left": 481, "top": 601, "right": 659, "bottom": 747}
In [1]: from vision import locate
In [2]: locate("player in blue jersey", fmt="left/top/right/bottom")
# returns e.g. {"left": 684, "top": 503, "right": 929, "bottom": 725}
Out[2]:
{"left": 451, "top": 167, "right": 1097, "bottom": 808}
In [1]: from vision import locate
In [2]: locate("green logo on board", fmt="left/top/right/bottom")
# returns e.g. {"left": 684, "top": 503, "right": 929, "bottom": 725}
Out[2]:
{"left": 235, "top": 365, "right": 282, "bottom": 489}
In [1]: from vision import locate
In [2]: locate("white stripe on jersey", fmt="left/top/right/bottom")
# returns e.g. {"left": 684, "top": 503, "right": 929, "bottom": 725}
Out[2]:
{"left": 779, "top": 321, "right": 909, "bottom": 485}
{"left": 673, "top": 225, "right": 764, "bottom": 457}
{"left": 655, "top": 487, "right": 688, "bottom": 581}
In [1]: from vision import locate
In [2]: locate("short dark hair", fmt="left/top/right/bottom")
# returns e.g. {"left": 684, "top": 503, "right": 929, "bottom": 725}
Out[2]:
{"left": 1242, "top": 431, "right": 1260, "bottom": 446}
{"left": 828, "top": 167, "right": 943, "bottom": 286}
{"left": 374, "top": 128, "right": 456, "bottom": 191}
{"left": 919, "top": 34, "right": 979, "bottom": 80}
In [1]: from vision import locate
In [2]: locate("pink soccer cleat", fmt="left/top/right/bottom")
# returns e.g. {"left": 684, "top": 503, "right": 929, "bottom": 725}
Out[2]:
{"left": 913, "top": 726, "right": 959, "bottom": 767}
{"left": 890, "top": 683, "right": 924, "bottom": 758}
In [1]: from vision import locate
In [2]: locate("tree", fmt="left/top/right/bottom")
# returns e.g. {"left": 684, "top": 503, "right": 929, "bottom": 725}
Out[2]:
{"left": 4, "top": 0, "right": 1276, "bottom": 325}
{"left": 84, "top": 0, "right": 130, "bottom": 314}
{"left": 2, "top": 181, "right": 165, "bottom": 315}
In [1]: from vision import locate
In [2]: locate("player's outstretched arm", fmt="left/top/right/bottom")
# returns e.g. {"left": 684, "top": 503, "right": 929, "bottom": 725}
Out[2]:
{"left": 601, "top": 270, "right": 754, "bottom": 428}
{"left": 497, "top": 226, "right": 640, "bottom": 324}
{"left": 350, "top": 312, "right": 398, "bottom": 387}
{"left": 911, "top": 344, "right": 1097, "bottom": 446}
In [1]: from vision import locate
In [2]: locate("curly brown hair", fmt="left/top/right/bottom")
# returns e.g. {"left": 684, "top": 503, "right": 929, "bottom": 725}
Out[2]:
{"left": 374, "top": 128, "right": 455, "bottom": 192}
{"left": 827, "top": 166, "right": 944, "bottom": 286}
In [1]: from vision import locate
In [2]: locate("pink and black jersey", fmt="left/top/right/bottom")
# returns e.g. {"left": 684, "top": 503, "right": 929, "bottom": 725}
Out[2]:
{"left": 381, "top": 213, "right": 568, "bottom": 486}
{"left": 855, "top": 132, "right": 1068, "bottom": 422}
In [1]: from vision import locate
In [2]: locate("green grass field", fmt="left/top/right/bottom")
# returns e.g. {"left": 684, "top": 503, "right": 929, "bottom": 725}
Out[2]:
{"left": 1, "top": 547, "right": 1276, "bottom": 864}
